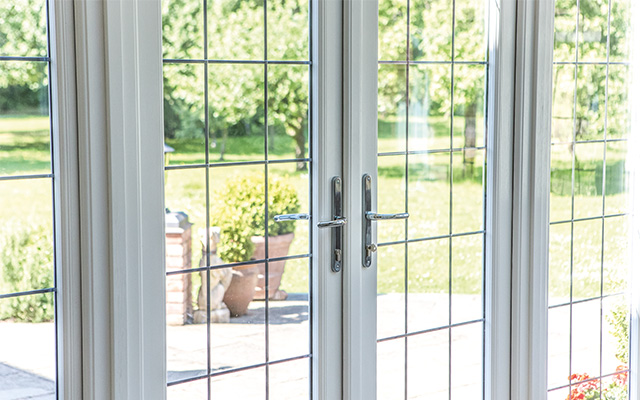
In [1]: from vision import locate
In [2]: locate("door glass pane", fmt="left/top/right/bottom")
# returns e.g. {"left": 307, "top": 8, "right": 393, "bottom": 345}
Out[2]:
{"left": 548, "top": 1, "right": 635, "bottom": 397}
{"left": 162, "top": 0, "right": 312, "bottom": 396}
{"left": 377, "top": 1, "right": 489, "bottom": 398}
{"left": 0, "top": 0, "right": 58, "bottom": 398}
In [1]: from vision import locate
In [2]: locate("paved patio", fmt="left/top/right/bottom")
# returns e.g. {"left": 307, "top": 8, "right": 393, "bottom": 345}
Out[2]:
{"left": 0, "top": 294, "right": 622, "bottom": 399}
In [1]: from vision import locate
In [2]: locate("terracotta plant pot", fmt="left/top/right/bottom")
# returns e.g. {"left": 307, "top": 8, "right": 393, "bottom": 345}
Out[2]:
{"left": 251, "top": 233, "right": 295, "bottom": 300}
{"left": 222, "top": 266, "right": 259, "bottom": 317}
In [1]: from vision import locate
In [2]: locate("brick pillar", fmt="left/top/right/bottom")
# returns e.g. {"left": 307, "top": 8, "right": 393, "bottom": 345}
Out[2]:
{"left": 165, "top": 212, "right": 193, "bottom": 325}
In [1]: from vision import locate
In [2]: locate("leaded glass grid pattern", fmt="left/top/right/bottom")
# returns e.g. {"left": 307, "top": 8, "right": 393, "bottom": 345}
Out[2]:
{"left": 0, "top": 0, "right": 58, "bottom": 397}
{"left": 162, "top": 0, "right": 313, "bottom": 398}
{"left": 547, "top": 1, "right": 633, "bottom": 399}
{"left": 377, "top": 1, "right": 488, "bottom": 398}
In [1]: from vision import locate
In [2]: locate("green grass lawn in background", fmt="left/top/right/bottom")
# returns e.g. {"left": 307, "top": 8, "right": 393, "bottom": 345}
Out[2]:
{"left": 0, "top": 116, "right": 631, "bottom": 302}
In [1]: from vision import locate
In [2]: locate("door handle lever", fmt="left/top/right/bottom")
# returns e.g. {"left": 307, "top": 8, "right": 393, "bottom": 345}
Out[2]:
{"left": 362, "top": 174, "right": 409, "bottom": 267}
{"left": 365, "top": 212, "right": 409, "bottom": 220}
{"left": 317, "top": 216, "right": 347, "bottom": 228}
{"left": 274, "top": 213, "right": 310, "bottom": 222}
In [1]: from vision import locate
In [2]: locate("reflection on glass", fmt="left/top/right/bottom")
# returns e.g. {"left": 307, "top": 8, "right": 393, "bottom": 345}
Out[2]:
{"left": 378, "top": 0, "right": 407, "bottom": 61}
{"left": 163, "top": 63, "right": 205, "bottom": 166}
{"left": 0, "top": 179, "right": 54, "bottom": 295}
{"left": 378, "top": 64, "right": 407, "bottom": 154}
{"left": 208, "top": 0, "right": 264, "bottom": 60}
{"left": 603, "top": 217, "right": 630, "bottom": 295}
{"left": 604, "top": 141, "right": 629, "bottom": 215}
{"left": 572, "top": 219, "right": 602, "bottom": 300}
{"left": 451, "top": 234, "right": 483, "bottom": 325}
{"left": 209, "top": 64, "right": 264, "bottom": 163}
{"left": 377, "top": 244, "right": 406, "bottom": 339}
{"left": 409, "top": 64, "right": 451, "bottom": 152}
{"left": 0, "top": 294, "right": 56, "bottom": 398}
{"left": 408, "top": 153, "right": 450, "bottom": 239}
{"left": 452, "top": 64, "right": 485, "bottom": 150}
{"left": 573, "top": 142, "right": 604, "bottom": 219}
{"left": 609, "top": 0, "right": 631, "bottom": 62}
{"left": 211, "top": 366, "right": 266, "bottom": 398}
{"left": 578, "top": 0, "right": 609, "bottom": 62}
{"left": 166, "top": 272, "right": 206, "bottom": 384}
{"left": 269, "top": 359, "right": 310, "bottom": 399}
{"left": 407, "top": 331, "right": 448, "bottom": 399}
{"left": 548, "top": 223, "right": 572, "bottom": 307}
{"left": 454, "top": 0, "right": 486, "bottom": 62}
{"left": 410, "top": 0, "right": 452, "bottom": 62}
{"left": 451, "top": 150, "right": 484, "bottom": 234}
{"left": 571, "top": 299, "right": 601, "bottom": 377}
{"left": 450, "top": 323, "right": 483, "bottom": 398}
{"left": 407, "top": 239, "right": 449, "bottom": 333}
{"left": 606, "top": 65, "right": 630, "bottom": 140}
{"left": 0, "top": 0, "right": 48, "bottom": 57}
{"left": 0, "top": 61, "right": 50, "bottom": 177}
{"left": 575, "top": 65, "right": 606, "bottom": 141}
{"left": 167, "top": 379, "right": 207, "bottom": 400}
{"left": 548, "top": 305, "right": 570, "bottom": 389}
{"left": 267, "top": 0, "right": 309, "bottom": 61}
{"left": 377, "top": 339, "right": 405, "bottom": 399}
{"left": 162, "top": 0, "right": 204, "bottom": 60}
{"left": 267, "top": 65, "right": 309, "bottom": 162}
{"left": 377, "top": 155, "right": 406, "bottom": 244}
{"left": 554, "top": 0, "right": 577, "bottom": 62}
{"left": 268, "top": 258, "right": 310, "bottom": 361}
{"left": 551, "top": 65, "right": 575, "bottom": 144}
{"left": 550, "top": 144, "right": 573, "bottom": 222}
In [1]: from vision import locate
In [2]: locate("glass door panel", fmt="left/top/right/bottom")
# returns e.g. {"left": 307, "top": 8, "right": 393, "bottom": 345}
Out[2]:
{"left": 0, "top": 0, "right": 58, "bottom": 398}
{"left": 162, "top": 0, "right": 315, "bottom": 398}
{"left": 376, "top": 1, "right": 489, "bottom": 398}
{"left": 548, "top": 0, "right": 634, "bottom": 398}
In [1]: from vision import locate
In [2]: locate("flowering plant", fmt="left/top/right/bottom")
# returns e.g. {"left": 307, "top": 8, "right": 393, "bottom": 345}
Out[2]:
{"left": 566, "top": 366, "right": 628, "bottom": 400}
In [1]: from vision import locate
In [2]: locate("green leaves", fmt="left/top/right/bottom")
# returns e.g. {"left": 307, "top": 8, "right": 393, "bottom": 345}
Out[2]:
{"left": 212, "top": 175, "right": 300, "bottom": 263}
{"left": 0, "top": 223, "right": 54, "bottom": 322}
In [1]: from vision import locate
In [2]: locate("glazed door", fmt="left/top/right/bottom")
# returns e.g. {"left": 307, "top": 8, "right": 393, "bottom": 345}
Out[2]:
{"left": 161, "top": 0, "right": 344, "bottom": 398}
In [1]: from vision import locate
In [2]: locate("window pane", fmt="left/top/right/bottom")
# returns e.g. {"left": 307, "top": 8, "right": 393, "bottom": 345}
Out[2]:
{"left": 0, "top": 61, "right": 50, "bottom": 177}
{"left": 208, "top": 0, "right": 264, "bottom": 60}
{"left": 0, "top": 0, "right": 48, "bottom": 57}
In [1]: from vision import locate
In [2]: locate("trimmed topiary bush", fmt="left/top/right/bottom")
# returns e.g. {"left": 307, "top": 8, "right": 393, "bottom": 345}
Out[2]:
{"left": 212, "top": 175, "right": 300, "bottom": 263}
{"left": 0, "top": 223, "right": 54, "bottom": 322}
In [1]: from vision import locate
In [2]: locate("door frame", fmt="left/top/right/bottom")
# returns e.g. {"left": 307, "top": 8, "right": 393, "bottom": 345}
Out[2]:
{"left": 341, "top": 0, "right": 517, "bottom": 398}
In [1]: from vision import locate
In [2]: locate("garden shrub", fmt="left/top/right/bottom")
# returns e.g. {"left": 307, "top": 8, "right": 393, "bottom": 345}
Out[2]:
{"left": 0, "top": 223, "right": 54, "bottom": 323}
{"left": 212, "top": 175, "right": 300, "bottom": 263}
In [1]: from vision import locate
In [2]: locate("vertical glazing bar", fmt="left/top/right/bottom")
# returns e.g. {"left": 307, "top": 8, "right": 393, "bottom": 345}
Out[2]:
{"left": 202, "top": 0, "right": 212, "bottom": 396}
{"left": 263, "top": 1, "right": 270, "bottom": 398}
{"left": 568, "top": 0, "right": 581, "bottom": 393}
{"left": 403, "top": 0, "right": 410, "bottom": 397}
{"left": 448, "top": 2, "right": 456, "bottom": 399}
{"left": 598, "top": 1, "right": 613, "bottom": 395}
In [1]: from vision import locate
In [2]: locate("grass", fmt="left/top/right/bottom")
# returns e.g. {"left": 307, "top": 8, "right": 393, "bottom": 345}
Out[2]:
{"left": 0, "top": 115, "right": 632, "bottom": 302}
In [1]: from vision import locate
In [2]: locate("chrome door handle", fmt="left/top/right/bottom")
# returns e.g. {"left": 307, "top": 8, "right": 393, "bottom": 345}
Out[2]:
{"left": 362, "top": 174, "right": 409, "bottom": 268}
{"left": 274, "top": 213, "right": 310, "bottom": 222}
{"left": 365, "top": 212, "right": 409, "bottom": 220}
{"left": 317, "top": 216, "right": 347, "bottom": 228}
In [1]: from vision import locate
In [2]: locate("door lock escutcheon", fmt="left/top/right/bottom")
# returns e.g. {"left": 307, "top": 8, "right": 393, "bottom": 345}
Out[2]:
{"left": 273, "top": 177, "right": 345, "bottom": 273}
{"left": 316, "top": 177, "right": 345, "bottom": 273}
{"left": 362, "top": 174, "right": 409, "bottom": 268}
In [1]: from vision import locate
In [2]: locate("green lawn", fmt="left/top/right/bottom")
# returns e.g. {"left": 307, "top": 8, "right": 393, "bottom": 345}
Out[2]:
{"left": 0, "top": 115, "right": 631, "bottom": 302}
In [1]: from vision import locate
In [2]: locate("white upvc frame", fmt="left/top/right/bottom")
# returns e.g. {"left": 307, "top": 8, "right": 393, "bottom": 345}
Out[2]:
{"left": 49, "top": 0, "right": 83, "bottom": 398}
{"left": 342, "top": 0, "right": 517, "bottom": 398}
{"left": 75, "top": 0, "right": 166, "bottom": 398}
{"left": 485, "top": 0, "right": 516, "bottom": 398}
{"left": 342, "top": 0, "right": 378, "bottom": 398}
{"left": 510, "top": 0, "right": 555, "bottom": 398}
{"left": 312, "top": 0, "right": 345, "bottom": 398}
